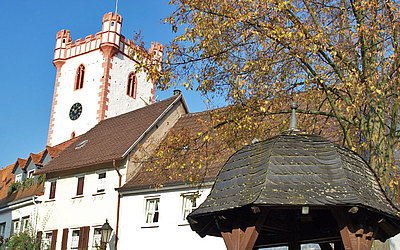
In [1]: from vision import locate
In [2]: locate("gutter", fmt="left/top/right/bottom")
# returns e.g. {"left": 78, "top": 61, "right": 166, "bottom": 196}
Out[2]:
{"left": 0, "top": 196, "right": 36, "bottom": 212}
{"left": 118, "top": 181, "right": 214, "bottom": 197}
{"left": 121, "top": 94, "right": 183, "bottom": 158}
{"left": 113, "top": 160, "right": 122, "bottom": 250}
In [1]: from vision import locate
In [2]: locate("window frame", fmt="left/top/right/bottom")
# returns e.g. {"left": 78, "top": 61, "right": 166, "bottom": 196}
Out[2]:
{"left": 76, "top": 176, "right": 85, "bottom": 196}
{"left": 96, "top": 172, "right": 106, "bottom": 193}
{"left": 49, "top": 180, "right": 57, "bottom": 200}
{"left": 15, "top": 174, "right": 22, "bottom": 183}
{"left": 28, "top": 169, "right": 35, "bottom": 178}
{"left": 74, "top": 64, "right": 85, "bottom": 90}
{"left": 70, "top": 229, "right": 80, "bottom": 249}
{"left": 0, "top": 222, "right": 6, "bottom": 238}
{"left": 143, "top": 196, "right": 160, "bottom": 227}
{"left": 42, "top": 231, "right": 53, "bottom": 250}
{"left": 91, "top": 227, "right": 102, "bottom": 249}
{"left": 126, "top": 72, "right": 137, "bottom": 98}
{"left": 11, "top": 219, "right": 20, "bottom": 235}
{"left": 21, "top": 216, "right": 30, "bottom": 232}
{"left": 180, "top": 192, "right": 199, "bottom": 224}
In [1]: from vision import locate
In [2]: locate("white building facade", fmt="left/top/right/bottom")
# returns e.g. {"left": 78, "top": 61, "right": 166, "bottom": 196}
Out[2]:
{"left": 118, "top": 185, "right": 226, "bottom": 250}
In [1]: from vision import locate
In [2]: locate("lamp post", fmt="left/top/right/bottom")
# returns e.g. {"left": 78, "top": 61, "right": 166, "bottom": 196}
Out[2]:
{"left": 101, "top": 219, "right": 113, "bottom": 250}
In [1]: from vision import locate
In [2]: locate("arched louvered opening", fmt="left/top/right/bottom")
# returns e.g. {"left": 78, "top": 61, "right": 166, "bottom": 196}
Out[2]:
{"left": 75, "top": 64, "right": 85, "bottom": 90}
{"left": 127, "top": 72, "right": 137, "bottom": 98}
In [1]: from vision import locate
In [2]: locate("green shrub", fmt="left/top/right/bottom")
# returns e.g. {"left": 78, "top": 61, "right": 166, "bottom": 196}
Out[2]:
{"left": 5, "top": 231, "right": 39, "bottom": 250}
{"left": 22, "top": 178, "right": 35, "bottom": 190}
{"left": 7, "top": 182, "right": 21, "bottom": 196}
{"left": 36, "top": 174, "right": 45, "bottom": 187}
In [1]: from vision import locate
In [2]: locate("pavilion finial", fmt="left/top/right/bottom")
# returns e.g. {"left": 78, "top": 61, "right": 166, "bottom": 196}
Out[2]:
{"left": 289, "top": 102, "right": 299, "bottom": 131}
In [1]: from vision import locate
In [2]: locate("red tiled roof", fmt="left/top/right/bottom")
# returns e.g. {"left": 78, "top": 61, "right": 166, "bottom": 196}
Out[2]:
{"left": 0, "top": 165, "right": 17, "bottom": 203}
{"left": 12, "top": 158, "right": 28, "bottom": 173}
{"left": 30, "top": 152, "right": 44, "bottom": 166}
{"left": 37, "top": 95, "right": 184, "bottom": 174}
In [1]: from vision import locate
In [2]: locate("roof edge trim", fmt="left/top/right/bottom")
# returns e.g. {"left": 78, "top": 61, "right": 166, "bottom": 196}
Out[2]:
{"left": 119, "top": 181, "right": 214, "bottom": 196}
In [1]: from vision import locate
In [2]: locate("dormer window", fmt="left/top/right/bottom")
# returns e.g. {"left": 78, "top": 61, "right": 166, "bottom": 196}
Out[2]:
{"left": 15, "top": 174, "right": 22, "bottom": 183}
{"left": 127, "top": 72, "right": 137, "bottom": 98}
{"left": 28, "top": 170, "right": 35, "bottom": 178}
{"left": 74, "top": 64, "right": 85, "bottom": 90}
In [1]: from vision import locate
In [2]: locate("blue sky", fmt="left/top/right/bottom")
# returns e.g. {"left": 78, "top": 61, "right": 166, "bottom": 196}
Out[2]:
{"left": 0, "top": 0, "right": 213, "bottom": 167}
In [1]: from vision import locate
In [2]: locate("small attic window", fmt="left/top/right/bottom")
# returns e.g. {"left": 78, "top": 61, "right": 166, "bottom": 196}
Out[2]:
{"left": 111, "top": 22, "right": 115, "bottom": 26}
{"left": 62, "top": 39, "right": 66, "bottom": 43}
{"left": 75, "top": 140, "right": 88, "bottom": 149}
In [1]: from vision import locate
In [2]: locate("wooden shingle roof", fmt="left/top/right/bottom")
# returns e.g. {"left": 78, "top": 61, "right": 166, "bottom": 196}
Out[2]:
{"left": 188, "top": 132, "right": 400, "bottom": 243}
{"left": 190, "top": 133, "right": 399, "bottom": 216}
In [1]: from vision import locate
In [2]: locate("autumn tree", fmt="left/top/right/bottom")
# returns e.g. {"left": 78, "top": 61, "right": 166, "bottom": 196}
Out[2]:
{"left": 134, "top": 0, "right": 400, "bottom": 199}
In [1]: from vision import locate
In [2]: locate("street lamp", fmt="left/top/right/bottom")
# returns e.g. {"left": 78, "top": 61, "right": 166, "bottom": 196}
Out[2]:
{"left": 101, "top": 219, "right": 113, "bottom": 250}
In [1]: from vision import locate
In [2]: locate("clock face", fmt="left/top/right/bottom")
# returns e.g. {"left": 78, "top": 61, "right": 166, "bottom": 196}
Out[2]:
{"left": 69, "top": 103, "right": 83, "bottom": 120}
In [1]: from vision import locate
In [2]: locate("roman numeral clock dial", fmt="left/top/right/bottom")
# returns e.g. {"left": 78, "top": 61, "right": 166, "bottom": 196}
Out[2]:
{"left": 69, "top": 103, "right": 83, "bottom": 120}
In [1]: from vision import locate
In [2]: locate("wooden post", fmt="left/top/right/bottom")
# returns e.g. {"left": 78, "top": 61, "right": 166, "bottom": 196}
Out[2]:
{"left": 331, "top": 208, "right": 375, "bottom": 250}
{"left": 220, "top": 208, "right": 268, "bottom": 250}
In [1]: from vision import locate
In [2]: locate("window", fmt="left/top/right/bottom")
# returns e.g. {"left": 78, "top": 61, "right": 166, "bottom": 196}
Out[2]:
{"left": 97, "top": 173, "right": 106, "bottom": 193}
{"left": 42, "top": 232, "right": 53, "bottom": 250}
{"left": 144, "top": 198, "right": 160, "bottom": 224}
{"left": 126, "top": 72, "right": 137, "bottom": 98}
{"left": 181, "top": 193, "right": 198, "bottom": 221}
{"left": 74, "top": 64, "right": 85, "bottom": 90}
{"left": 15, "top": 174, "right": 22, "bottom": 183}
{"left": 0, "top": 222, "right": 6, "bottom": 237}
{"left": 49, "top": 181, "right": 56, "bottom": 199}
{"left": 76, "top": 176, "right": 85, "bottom": 196}
{"left": 11, "top": 219, "right": 20, "bottom": 235}
{"left": 28, "top": 170, "right": 35, "bottom": 178}
{"left": 71, "top": 229, "right": 80, "bottom": 249}
{"left": 21, "top": 216, "right": 30, "bottom": 232}
{"left": 92, "top": 227, "right": 101, "bottom": 248}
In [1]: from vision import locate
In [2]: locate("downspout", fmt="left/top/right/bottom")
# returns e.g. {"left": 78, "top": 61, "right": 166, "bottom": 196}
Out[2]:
{"left": 112, "top": 160, "right": 122, "bottom": 250}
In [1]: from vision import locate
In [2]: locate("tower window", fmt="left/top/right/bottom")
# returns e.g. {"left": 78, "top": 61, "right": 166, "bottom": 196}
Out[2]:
{"left": 74, "top": 64, "right": 85, "bottom": 90}
{"left": 127, "top": 72, "right": 137, "bottom": 98}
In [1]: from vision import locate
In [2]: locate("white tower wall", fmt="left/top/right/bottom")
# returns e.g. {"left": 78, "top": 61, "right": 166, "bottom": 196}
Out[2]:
{"left": 47, "top": 12, "right": 161, "bottom": 146}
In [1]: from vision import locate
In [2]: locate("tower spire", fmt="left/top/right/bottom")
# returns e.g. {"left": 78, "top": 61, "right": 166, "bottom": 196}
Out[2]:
{"left": 289, "top": 102, "right": 299, "bottom": 131}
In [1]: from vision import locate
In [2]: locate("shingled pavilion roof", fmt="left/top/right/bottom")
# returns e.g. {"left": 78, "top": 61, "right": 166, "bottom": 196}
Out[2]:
{"left": 188, "top": 131, "right": 400, "bottom": 248}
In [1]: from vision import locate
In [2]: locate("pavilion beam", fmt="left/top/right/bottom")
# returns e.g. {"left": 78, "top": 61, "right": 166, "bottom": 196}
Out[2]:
{"left": 319, "top": 243, "right": 333, "bottom": 250}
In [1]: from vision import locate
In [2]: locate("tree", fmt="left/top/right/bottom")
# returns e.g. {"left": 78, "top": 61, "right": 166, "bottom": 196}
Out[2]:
{"left": 135, "top": 0, "right": 400, "bottom": 200}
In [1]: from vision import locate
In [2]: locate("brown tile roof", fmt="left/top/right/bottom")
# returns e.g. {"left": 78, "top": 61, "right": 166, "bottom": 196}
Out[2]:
{"left": 120, "top": 103, "right": 343, "bottom": 191}
{"left": 0, "top": 165, "right": 17, "bottom": 204}
{"left": 121, "top": 109, "right": 233, "bottom": 191}
{"left": 37, "top": 95, "right": 183, "bottom": 174}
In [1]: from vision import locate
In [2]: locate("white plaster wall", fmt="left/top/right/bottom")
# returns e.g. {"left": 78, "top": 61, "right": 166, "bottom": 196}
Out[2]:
{"left": 37, "top": 164, "right": 126, "bottom": 250}
{"left": 50, "top": 50, "right": 104, "bottom": 146}
{"left": 106, "top": 52, "right": 154, "bottom": 119}
{"left": 119, "top": 187, "right": 226, "bottom": 250}
{"left": 0, "top": 201, "right": 38, "bottom": 239}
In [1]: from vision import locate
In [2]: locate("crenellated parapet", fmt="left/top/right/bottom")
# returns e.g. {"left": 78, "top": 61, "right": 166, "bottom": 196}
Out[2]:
{"left": 53, "top": 12, "right": 163, "bottom": 63}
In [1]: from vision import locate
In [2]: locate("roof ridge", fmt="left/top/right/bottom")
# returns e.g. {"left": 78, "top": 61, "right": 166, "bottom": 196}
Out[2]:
{"left": 96, "top": 95, "right": 180, "bottom": 126}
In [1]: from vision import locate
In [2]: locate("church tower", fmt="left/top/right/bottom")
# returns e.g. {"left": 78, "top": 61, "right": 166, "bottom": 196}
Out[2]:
{"left": 47, "top": 12, "right": 163, "bottom": 146}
